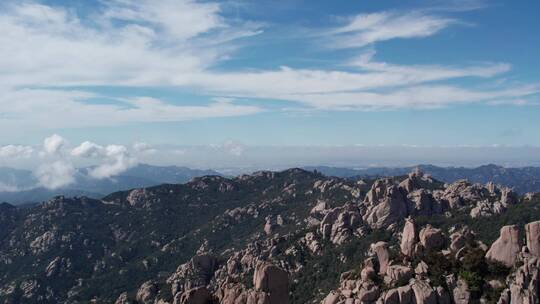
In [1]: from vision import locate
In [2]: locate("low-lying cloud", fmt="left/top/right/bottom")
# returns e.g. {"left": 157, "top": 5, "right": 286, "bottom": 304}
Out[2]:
{"left": 71, "top": 141, "right": 137, "bottom": 179}
{"left": 86, "top": 145, "right": 137, "bottom": 179}
{"left": 0, "top": 145, "right": 33, "bottom": 158}
{"left": 27, "top": 135, "right": 140, "bottom": 189}
{"left": 43, "top": 134, "right": 66, "bottom": 155}
{"left": 35, "top": 160, "right": 75, "bottom": 190}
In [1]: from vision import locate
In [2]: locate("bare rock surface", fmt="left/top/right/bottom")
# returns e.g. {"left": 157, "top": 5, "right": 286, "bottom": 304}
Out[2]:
{"left": 363, "top": 179, "right": 408, "bottom": 229}
{"left": 486, "top": 225, "right": 521, "bottom": 267}
{"left": 526, "top": 220, "right": 540, "bottom": 257}
{"left": 401, "top": 218, "right": 418, "bottom": 257}
{"left": 253, "top": 263, "right": 289, "bottom": 304}
{"left": 419, "top": 225, "right": 444, "bottom": 250}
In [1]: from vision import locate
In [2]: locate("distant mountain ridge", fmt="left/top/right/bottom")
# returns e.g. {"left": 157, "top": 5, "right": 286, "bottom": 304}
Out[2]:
{"left": 3, "top": 163, "right": 540, "bottom": 205}
{"left": 0, "top": 164, "right": 221, "bottom": 204}
{"left": 305, "top": 164, "right": 540, "bottom": 194}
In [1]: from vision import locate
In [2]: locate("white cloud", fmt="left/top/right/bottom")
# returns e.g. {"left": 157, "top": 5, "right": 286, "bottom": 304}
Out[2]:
{"left": 0, "top": 145, "right": 33, "bottom": 158}
{"left": 31, "top": 136, "right": 142, "bottom": 187}
{"left": 350, "top": 49, "right": 511, "bottom": 80}
{"left": 279, "top": 84, "right": 539, "bottom": 110}
{"left": 0, "top": 1, "right": 259, "bottom": 88}
{"left": 34, "top": 160, "right": 75, "bottom": 189}
{"left": 71, "top": 141, "right": 136, "bottom": 179}
{"left": 35, "top": 134, "right": 74, "bottom": 189}
{"left": 0, "top": 89, "right": 262, "bottom": 129}
{"left": 71, "top": 141, "right": 104, "bottom": 157}
{"left": 43, "top": 134, "right": 66, "bottom": 155}
{"left": 188, "top": 61, "right": 513, "bottom": 98}
{"left": 121, "top": 97, "right": 262, "bottom": 123}
{"left": 329, "top": 11, "right": 455, "bottom": 48}
{"left": 88, "top": 145, "right": 137, "bottom": 179}
{"left": 133, "top": 142, "right": 157, "bottom": 154}
{"left": 102, "top": 0, "right": 225, "bottom": 41}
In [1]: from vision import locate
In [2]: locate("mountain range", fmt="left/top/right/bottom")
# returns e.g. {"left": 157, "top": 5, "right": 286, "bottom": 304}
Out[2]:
{"left": 1, "top": 168, "right": 540, "bottom": 303}
{"left": 306, "top": 164, "right": 540, "bottom": 194}
{"left": 3, "top": 163, "right": 540, "bottom": 206}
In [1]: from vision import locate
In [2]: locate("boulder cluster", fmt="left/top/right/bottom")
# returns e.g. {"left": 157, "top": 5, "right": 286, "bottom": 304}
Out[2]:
{"left": 321, "top": 219, "right": 540, "bottom": 304}
{"left": 310, "top": 170, "right": 517, "bottom": 246}
{"left": 127, "top": 240, "right": 292, "bottom": 304}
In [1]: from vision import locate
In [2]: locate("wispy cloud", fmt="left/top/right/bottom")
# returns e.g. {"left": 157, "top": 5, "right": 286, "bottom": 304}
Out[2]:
{"left": 328, "top": 11, "right": 455, "bottom": 48}
{"left": 0, "top": 0, "right": 536, "bottom": 129}
{"left": 0, "top": 89, "right": 262, "bottom": 128}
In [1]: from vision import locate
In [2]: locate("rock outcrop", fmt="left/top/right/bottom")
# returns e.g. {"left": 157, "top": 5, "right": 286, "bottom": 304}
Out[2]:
{"left": 363, "top": 179, "right": 408, "bottom": 229}
{"left": 401, "top": 218, "right": 418, "bottom": 257}
{"left": 371, "top": 242, "right": 390, "bottom": 275}
{"left": 419, "top": 225, "right": 444, "bottom": 250}
{"left": 499, "top": 256, "right": 540, "bottom": 303}
{"left": 253, "top": 263, "right": 289, "bottom": 304}
{"left": 526, "top": 220, "right": 540, "bottom": 257}
{"left": 167, "top": 252, "right": 217, "bottom": 299}
{"left": 319, "top": 204, "right": 363, "bottom": 244}
{"left": 410, "top": 279, "right": 437, "bottom": 304}
{"left": 485, "top": 225, "right": 521, "bottom": 267}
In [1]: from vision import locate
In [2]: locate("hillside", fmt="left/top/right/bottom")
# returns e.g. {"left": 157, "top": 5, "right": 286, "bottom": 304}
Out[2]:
{"left": 0, "top": 169, "right": 539, "bottom": 303}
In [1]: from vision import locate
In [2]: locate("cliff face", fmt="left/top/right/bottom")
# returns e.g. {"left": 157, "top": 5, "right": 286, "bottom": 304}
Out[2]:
{"left": 0, "top": 168, "right": 538, "bottom": 304}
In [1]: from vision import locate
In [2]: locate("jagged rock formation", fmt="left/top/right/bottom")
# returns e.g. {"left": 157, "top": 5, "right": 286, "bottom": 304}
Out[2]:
{"left": 500, "top": 256, "right": 540, "bottom": 303}
{"left": 363, "top": 178, "right": 408, "bottom": 229}
{"left": 319, "top": 204, "right": 363, "bottom": 244}
{"left": 319, "top": 220, "right": 540, "bottom": 304}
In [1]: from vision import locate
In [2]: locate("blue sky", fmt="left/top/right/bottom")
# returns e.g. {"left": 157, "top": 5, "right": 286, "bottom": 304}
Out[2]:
{"left": 0, "top": 0, "right": 539, "bottom": 178}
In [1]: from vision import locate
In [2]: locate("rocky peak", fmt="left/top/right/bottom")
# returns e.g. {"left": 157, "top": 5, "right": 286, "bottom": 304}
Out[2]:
{"left": 399, "top": 168, "right": 438, "bottom": 193}
{"left": 363, "top": 179, "right": 408, "bottom": 229}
